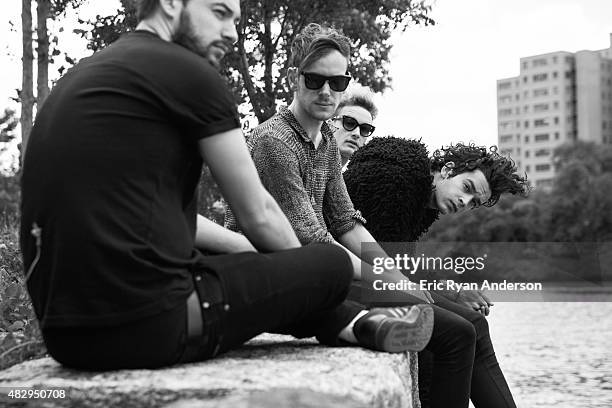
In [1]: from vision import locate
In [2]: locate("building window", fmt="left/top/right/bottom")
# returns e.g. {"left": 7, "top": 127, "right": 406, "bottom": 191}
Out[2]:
{"left": 552, "top": 56, "right": 558, "bottom": 64}
{"left": 533, "top": 58, "right": 548, "bottom": 67}
{"left": 498, "top": 108, "right": 513, "bottom": 116}
{"left": 534, "top": 103, "right": 549, "bottom": 112}
{"left": 499, "top": 95, "right": 513, "bottom": 103}
{"left": 535, "top": 164, "right": 551, "bottom": 172}
{"left": 565, "top": 56, "right": 573, "bottom": 64}
{"left": 533, "top": 88, "right": 549, "bottom": 97}
{"left": 524, "top": 135, "right": 530, "bottom": 143}
{"left": 498, "top": 81, "right": 512, "bottom": 90}
{"left": 526, "top": 165, "right": 531, "bottom": 172}
{"left": 533, "top": 73, "right": 548, "bottom": 82}
{"left": 535, "top": 133, "right": 550, "bottom": 141}
{"left": 565, "top": 70, "right": 574, "bottom": 79}
{"left": 500, "top": 135, "right": 513, "bottom": 143}
{"left": 501, "top": 148, "right": 513, "bottom": 156}
{"left": 553, "top": 71, "right": 558, "bottom": 79}
{"left": 523, "top": 105, "right": 529, "bottom": 113}
{"left": 536, "top": 179, "right": 554, "bottom": 188}
{"left": 554, "top": 117, "right": 560, "bottom": 125}
{"left": 553, "top": 101, "right": 559, "bottom": 109}
{"left": 555, "top": 132, "right": 560, "bottom": 140}
{"left": 525, "top": 150, "right": 530, "bottom": 158}
{"left": 535, "top": 149, "right": 551, "bottom": 157}
{"left": 534, "top": 119, "right": 549, "bottom": 127}
{"left": 522, "top": 61, "right": 528, "bottom": 70}
{"left": 524, "top": 121, "right": 530, "bottom": 128}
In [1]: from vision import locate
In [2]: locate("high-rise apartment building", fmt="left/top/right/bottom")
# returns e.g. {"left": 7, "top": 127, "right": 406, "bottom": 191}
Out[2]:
{"left": 497, "top": 34, "right": 612, "bottom": 189}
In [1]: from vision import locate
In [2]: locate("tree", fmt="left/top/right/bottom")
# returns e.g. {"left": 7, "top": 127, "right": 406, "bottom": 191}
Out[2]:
{"left": 36, "top": 0, "right": 51, "bottom": 108}
{"left": 230, "top": 0, "right": 435, "bottom": 122}
{"left": 20, "top": 0, "right": 86, "bottom": 160}
{"left": 81, "top": 0, "right": 435, "bottom": 123}
{"left": 21, "top": 0, "right": 34, "bottom": 157}
{"left": 547, "top": 141, "right": 612, "bottom": 242}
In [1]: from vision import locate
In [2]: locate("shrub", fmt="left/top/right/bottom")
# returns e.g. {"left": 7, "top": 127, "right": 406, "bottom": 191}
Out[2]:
{"left": 0, "top": 214, "right": 47, "bottom": 370}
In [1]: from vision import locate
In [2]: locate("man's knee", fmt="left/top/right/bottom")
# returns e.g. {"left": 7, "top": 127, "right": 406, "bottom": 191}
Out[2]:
{"left": 305, "top": 243, "right": 353, "bottom": 287}
{"left": 470, "top": 312, "right": 490, "bottom": 337}
{"left": 438, "top": 312, "right": 477, "bottom": 352}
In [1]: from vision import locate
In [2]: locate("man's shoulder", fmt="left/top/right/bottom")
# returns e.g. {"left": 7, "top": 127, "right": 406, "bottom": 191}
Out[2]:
{"left": 94, "top": 32, "right": 220, "bottom": 81}
{"left": 248, "top": 113, "right": 301, "bottom": 149}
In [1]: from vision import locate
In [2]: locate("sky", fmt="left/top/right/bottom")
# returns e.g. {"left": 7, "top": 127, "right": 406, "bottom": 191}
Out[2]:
{"left": 1, "top": 0, "right": 612, "bottom": 164}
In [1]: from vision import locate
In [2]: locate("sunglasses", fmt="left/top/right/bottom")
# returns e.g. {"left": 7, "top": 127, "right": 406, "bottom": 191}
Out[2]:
{"left": 300, "top": 72, "right": 352, "bottom": 92}
{"left": 332, "top": 115, "right": 376, "bottom": 137}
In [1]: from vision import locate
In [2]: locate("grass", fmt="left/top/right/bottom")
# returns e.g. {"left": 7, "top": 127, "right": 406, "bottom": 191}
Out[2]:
{"left": 0, "top": 210, "right": 47, "bottom": 370}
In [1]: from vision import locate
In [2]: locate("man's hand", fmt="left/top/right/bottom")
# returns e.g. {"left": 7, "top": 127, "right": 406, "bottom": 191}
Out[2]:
{"left": 456, "top": 290, "right": 493, "bottom": 316}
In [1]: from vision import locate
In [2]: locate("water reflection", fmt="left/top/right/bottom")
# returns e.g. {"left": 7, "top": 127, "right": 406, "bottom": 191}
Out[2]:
{"left": 486, "top": 303, "right": 612, "bottom": 408}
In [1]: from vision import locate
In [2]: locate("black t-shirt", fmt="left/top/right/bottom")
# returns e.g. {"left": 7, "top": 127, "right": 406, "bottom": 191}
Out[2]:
{"left": 20, "top": 31, "right": 240, "bottom": 328}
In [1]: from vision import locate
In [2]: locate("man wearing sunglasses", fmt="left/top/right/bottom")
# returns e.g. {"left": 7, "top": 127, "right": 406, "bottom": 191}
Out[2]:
{"left": 226, "top": 22, "right": 435, "bottom": 350}
{"left": 330, "top": 85, "right": 378, "bottom": 168}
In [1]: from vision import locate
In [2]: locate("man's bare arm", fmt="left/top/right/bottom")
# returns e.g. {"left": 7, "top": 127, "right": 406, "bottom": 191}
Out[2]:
{"left": 198, "top": 128, "right": 301, "bottom": 252}
{"left": 195, "top": 214, "right": 256, "bottom": 253}
{"left": 338, "top": 223, "right": 434, "bottom": 303}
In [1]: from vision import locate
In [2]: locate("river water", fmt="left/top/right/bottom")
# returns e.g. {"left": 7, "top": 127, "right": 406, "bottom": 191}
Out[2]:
{"left": 482, "top": 302, "right": 612, "bottom": 408}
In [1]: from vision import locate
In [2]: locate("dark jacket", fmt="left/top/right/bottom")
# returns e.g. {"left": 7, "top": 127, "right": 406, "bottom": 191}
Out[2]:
{"left": 343, "top": 137, "right": 439, "bottom": 244}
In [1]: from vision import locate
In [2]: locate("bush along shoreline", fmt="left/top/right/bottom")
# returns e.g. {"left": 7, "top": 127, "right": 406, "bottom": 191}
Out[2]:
{"left": 0, "top": 212, "right": 47, "bottom": 370}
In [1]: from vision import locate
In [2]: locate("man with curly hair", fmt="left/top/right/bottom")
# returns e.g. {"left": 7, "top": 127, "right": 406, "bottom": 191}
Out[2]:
{"left": 337, "top": 88, "right": 528, "bottom": 408}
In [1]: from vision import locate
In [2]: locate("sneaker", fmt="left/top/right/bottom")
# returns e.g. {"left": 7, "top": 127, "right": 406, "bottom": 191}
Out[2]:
{"left": 353, "top": 304, "right": 433, "bottom": 353}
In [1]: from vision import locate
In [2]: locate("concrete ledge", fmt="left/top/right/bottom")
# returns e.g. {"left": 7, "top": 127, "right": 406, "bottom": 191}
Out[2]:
{"left": 0, "top": 334, "right": 419, "bottom": 408}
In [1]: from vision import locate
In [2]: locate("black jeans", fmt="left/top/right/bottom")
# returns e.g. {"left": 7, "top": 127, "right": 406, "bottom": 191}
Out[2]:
{"left": 349, "top": 286, "right": 516, "bottom": 408}
{"left": 43, "top": 243, "right": 362, "bottom": 370}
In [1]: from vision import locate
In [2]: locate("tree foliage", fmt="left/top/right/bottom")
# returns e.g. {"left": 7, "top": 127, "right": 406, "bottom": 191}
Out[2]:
{"left": 547, "top": 141, "right": 612, "bottom": 242}
{"left": 79, "top": 0, "right": 435, "bottom": 123}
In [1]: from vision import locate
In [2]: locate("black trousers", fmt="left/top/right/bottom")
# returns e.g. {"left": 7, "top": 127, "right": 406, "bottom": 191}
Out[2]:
{"left": 43, "top": 243, "right": 362, "bottom": 370}
{"left": 349, "top": 286, "right": 516, "bottom": 408}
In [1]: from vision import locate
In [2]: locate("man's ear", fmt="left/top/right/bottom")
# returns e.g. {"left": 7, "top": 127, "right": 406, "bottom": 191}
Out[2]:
{"left": 287, "top": 67, "right": 298, "bottom": 92}
{"left": 158, "top": 0, "right": 183, "bottom": 19}
{"left": 441, "top": 162, "right": 455, "bottom": 178}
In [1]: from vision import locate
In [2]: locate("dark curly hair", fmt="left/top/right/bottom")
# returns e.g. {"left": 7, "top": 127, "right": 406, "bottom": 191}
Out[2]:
{"left": 430, "top": 143, "right": 530, "bottom": 207}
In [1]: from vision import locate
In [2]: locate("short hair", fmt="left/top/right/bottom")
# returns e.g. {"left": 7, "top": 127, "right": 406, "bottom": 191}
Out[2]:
{"left": 337, "top": 84, "right": 378, "bottom": 119}
{"left": 133, "top": 0, "right": 189, "bottom": 22}
{"left": 289, "top": 23, "right": 351, "bottom": 72}
{"left": 430, "top": 142, "right": 530, "bottom": 207}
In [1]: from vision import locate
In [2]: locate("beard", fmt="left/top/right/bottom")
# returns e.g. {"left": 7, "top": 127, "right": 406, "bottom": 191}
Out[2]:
{"left": 171, "top": 10, "right": 226, "bottom": 69}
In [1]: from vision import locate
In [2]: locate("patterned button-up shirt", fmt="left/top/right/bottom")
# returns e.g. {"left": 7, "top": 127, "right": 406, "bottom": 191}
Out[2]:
{"left": 225, "top": 106, "right": 366, "bottom": 244}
